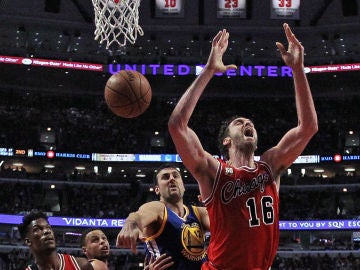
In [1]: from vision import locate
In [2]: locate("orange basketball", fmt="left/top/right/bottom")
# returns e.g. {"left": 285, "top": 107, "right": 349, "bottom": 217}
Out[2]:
{"left": 104, "top": 70, "right": 152, "bottom": 118}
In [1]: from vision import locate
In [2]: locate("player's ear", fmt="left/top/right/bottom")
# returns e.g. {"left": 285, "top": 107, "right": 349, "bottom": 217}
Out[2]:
{"left": 154, "top": 186, "right": 160, "bottom": 195}
{"left": 25, "top": 238, "right": 31, "bottom": 246}
{"left": 82, "top": 246, "right": 87, "bottom": 255}
{"left": 223, "top": 136, "right": 231, "bottom": 146}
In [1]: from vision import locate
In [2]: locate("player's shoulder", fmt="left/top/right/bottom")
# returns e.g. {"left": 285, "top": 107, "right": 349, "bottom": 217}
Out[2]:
{"left": 193, "top": 206, "right": 208, "bottom": 217}
{"left": 73, "top": 256, "right": 95, "bottom": 270}
{"left": 90, "top": 259, "right": 109, "bottom": 270}
{"left": 139, "top": 200, "right": 166, "bottom": 212}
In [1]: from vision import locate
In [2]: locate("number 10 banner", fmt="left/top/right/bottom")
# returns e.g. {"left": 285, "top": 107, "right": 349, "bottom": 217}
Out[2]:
{"left": 270, "top": 0, "right": 300, "bottom": 20}
{"left": 155, "top": 0, "right": 185, "bottom": 17}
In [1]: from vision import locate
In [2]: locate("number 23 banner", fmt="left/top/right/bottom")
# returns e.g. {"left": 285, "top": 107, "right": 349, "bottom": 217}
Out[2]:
{"left": 271, "top": 0, "right": 300, "bottom": 19}
{"left": 217, "top": 0, "right": 247, "bottom": 18}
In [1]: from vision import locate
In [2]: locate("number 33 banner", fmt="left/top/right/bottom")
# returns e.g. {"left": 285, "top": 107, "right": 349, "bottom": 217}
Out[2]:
{"left": 217, "top": 0, "right": 247, "bottom": 18}
{"left": 271, "top": 0, "right": 300, "bottom": 19}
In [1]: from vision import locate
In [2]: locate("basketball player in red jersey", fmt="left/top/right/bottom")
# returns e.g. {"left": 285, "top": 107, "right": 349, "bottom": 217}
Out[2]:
{"left": 168, "top": 23, "right": 318, "bottom": 270}
{"left": 18, "top": 211, "right": 104, "bottom": 270}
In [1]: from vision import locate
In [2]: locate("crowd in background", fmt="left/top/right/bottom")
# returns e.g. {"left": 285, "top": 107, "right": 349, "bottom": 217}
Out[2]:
{"left": 0, "top": 92, "right": 360, "bottom": 269}
{"left": 0, "top": 92, "right": 359, "bottom": 155}
{"left": 0, "top": 180, "right": 359, "bottom": 221}
{"left": 1, "top": 248, "right": 360, "bottom": 270}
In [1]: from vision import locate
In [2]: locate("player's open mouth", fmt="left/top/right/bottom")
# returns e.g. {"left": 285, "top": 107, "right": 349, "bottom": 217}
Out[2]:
{"left": 169, "top": 184, "right": 177, "bottom": 190}
{"left": 244, "top": 128, "right": 253, "bottom": 137}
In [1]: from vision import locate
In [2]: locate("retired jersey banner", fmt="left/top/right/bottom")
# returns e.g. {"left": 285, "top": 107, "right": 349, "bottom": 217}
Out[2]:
{"left": 155, "top": 0, "right": 185, "bottom": 17}
{"left": 270, "top": 0, "right": 300, "bottom": 19}
{"left": 217, "top": 0, "right": 247, "bottom": 18}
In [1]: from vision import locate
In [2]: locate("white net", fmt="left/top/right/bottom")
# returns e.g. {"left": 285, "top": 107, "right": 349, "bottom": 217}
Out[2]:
{"left": 92, "top": 0, "right": 144, "bottom": 49}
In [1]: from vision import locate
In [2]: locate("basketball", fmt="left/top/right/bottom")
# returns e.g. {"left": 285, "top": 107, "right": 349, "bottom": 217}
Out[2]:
{"left": 104, "top": 70, "right": 152, "bottom": 118}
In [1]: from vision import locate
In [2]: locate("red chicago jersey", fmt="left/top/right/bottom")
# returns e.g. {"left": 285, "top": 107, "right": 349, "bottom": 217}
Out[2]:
{"left": 25, "top": 253, "right": 81, "bottom": 270}
{"left": 202, "top": 159, "right": 279, "bottom": 270}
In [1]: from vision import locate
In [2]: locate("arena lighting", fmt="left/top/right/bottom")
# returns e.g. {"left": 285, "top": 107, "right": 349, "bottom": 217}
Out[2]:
{"left": 64, "top": 232, "right": 81, "bottom": 236}
{"left": 12, "top": 162, "right": 23, "bottom": 167}
{"left": 313, "top": 168, "right": 324, "bottom": 173}
{"left": 44, "top": 164, "right": 55, "bottom": 168}
{"left": 344, "top": 167, "right": 356, "bottom": 172}
{"left": 46, "top": 150, "right": 55, "bottom": 159}
{"left": 334, "top": 154, "right": 342, "bottom": 162}
{"left": 74, "top": 166, "right": 85, "bottom": 170}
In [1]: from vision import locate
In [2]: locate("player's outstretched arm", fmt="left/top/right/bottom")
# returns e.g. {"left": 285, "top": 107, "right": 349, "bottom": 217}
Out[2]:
{"left": 168, "top": 29, "right": 236, "bottom": 196}
{"left": 116, "top": 212, "right": 142, "bottom": 254}
{"left": 116, "top": 201, "right": 163, "bottom": 254}
{"left": 263, "top": 23, "right": 318, "bottom": 180}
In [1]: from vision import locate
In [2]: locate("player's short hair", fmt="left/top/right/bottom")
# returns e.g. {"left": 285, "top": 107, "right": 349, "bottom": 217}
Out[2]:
{"left": 217, "top": 115, "right": 241, "bottom": 160}
{"left": 153, "top": 163, "right": 181, "bottom": 186}
{"left": 80, "top": 227, "right": 103, "bottom": 247}
{"left": 18, "top": 211, "right": 49, "bottom": 240}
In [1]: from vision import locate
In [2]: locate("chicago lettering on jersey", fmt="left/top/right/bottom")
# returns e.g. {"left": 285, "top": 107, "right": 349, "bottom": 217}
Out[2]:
{"left": 221, "top": 172, "right": 270, "bottom": 204}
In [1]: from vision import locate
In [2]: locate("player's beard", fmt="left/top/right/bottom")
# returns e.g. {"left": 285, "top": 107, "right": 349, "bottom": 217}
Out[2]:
{"left": 233, "top": 134, "right": 258, "bottom": 155}
{"left": 163, "top": 188, "right": 183, "bottom": 204}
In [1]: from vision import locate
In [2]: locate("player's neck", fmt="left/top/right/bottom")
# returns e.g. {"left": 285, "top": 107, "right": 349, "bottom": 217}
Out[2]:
{"left": 167, "top": 202, "right": 186, "bottom": 218}
{"left": 227, "top": 154, "right": 255, "bottom": 169}
{"left": 228, "top": 145, "right": 255, "bottom": 167}
{"left": 35, "top": 252, "right": 60, "bottom": 270}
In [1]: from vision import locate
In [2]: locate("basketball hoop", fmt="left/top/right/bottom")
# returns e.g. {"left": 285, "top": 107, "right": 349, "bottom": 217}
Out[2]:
{"left": 92, "top": 0, "right": 144, "bottom": 49}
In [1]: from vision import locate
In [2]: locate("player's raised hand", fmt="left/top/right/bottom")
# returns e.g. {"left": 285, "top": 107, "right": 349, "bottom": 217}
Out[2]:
{"left": 276, "top": 23, "right": 304, "bottom": 70}
{"left": 206, "top": 29, "right": 237, "bottom": 73}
